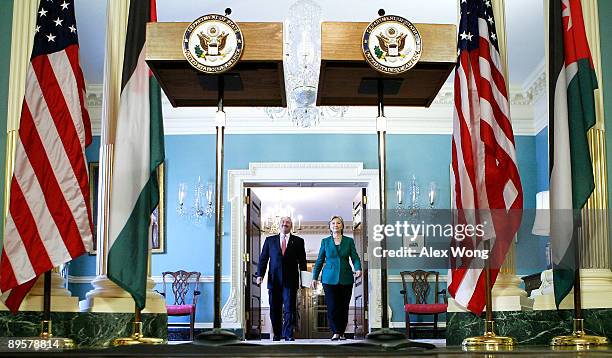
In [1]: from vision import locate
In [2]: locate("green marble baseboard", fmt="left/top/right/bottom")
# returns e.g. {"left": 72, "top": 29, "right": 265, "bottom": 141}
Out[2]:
{"left": 447, "top": 308, "right": 611, "bottom": 345}
{"left": 0, "top": 311, "right": 167, "bottom": 348}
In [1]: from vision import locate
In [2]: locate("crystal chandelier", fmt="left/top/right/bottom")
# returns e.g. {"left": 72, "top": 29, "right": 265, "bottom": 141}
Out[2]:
{"left": 177, "top": 177, "right": 214, "bottom": 225}
{"left": 262, "top": 191, "right": 303, "bottom": 234}
{"left": 264, "top": 0, "right": 347, "bottom": 127}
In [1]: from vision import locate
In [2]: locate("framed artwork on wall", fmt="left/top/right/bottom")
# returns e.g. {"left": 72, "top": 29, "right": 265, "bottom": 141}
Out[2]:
{"left": 88, "top": 162, "right": 166, "bottom": 254}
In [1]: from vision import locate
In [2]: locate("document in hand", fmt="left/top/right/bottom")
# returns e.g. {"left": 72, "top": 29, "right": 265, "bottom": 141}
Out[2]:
{"left": 300, "top": 271, "right": 312, "bottom": 287}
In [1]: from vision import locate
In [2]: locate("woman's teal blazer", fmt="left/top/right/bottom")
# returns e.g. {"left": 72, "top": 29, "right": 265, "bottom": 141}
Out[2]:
{"left": 312, "top": 235, "right": 362, "bottom": 285}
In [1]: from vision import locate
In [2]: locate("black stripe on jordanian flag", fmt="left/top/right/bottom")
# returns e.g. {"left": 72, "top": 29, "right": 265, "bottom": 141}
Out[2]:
{"left": 120, "top": 0, "right": 150, "bottom": 92}
{"left": 548, "top": 0, "right": 564, "bottom": 176}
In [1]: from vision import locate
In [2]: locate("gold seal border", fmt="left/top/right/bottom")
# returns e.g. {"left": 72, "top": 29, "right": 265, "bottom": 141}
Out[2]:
{"left": 362, "top": 15, "right": 423, "bottom": 75}
{"left": 182, "top": 14, "right": 244, "bottom": 74}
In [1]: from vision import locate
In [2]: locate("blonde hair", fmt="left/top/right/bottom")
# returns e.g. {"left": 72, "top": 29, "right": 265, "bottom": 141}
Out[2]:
{"left": 328, "top": 215, "right": 344, "bottom": 235}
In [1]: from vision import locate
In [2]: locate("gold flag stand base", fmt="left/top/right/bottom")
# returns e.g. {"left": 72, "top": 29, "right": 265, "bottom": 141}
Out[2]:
{"left": 112, "top": 321, "right": 164, "bottom": 346}
{"left": 551, "top": 319, "right": 608, "bottom": 348}
{"left": 40, "top": 320, "right": 75, "bottom": 349}
{"left": 462, "top": 320, "right": 516, "bottom": 351}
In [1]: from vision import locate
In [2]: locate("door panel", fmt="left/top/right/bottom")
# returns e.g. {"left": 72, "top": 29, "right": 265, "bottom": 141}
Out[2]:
{"left": 245, "top": 188, "right": 262, "bottom": 340}
{"left": 352, "top": 188, "right": 368, "bottom": 339}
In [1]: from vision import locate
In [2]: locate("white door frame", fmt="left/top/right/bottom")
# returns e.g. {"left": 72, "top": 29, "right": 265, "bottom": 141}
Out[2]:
{"left": 221, "top": 162, "right": 383, "bottom": 330}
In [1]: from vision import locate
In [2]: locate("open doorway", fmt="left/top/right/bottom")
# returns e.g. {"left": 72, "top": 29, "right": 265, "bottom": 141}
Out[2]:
{"left": 243, "top": 184, "right": 369, "bottom": 340}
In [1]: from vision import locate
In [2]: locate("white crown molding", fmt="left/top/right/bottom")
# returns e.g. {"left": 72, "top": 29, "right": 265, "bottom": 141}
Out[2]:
{"left": 523, "top": 60, "right": 546, "bottom": 96}
{"left": 86, "top": 75, "right": 546, "bottom": 137}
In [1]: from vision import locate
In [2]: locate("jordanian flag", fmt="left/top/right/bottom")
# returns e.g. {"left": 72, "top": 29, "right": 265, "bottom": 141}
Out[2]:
{"left": 549, "top": 0, "right": 597, "bottom": 308}
{"left": 107, "top": 0, "right": 165, "bottom": 310}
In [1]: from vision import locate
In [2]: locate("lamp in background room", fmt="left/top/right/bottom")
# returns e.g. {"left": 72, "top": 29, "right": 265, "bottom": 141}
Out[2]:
{"left": 528, "top": 190, "right": 553, "bottom": 298}
{"left": 532, "top": 190, "right": 551, "bottom": 267}
{"left": 177, "top": 177, "right": 215, "bottom": 225}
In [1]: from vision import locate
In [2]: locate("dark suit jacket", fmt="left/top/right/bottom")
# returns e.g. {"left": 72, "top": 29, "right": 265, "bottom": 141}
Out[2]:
{"left": 257, "top": 234, "right": 307, "bottom": 289}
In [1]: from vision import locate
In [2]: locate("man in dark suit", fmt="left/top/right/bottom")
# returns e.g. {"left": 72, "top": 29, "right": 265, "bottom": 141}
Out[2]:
{"left": 256, "top": 217, "right": 307, "bottom": 341}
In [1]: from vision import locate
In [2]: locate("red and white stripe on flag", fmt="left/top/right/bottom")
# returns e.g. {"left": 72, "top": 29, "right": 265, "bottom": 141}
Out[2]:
{"left": 0, "top": 0, "right": 93, "bottom": 312}
{"left": 448, "top": 0, "right": 523, "bottom": 314}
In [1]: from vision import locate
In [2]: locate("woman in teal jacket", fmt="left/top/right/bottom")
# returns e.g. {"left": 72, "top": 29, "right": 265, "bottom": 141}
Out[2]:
{"left": 312, "top": 216, "right": 362, "bottom": 341}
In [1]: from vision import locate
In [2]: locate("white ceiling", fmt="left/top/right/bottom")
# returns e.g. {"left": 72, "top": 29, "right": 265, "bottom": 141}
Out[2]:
{"left": 252, "top": 187, "right": 360, "bottom": 222}
{"left": 73, "top": 0, "right": 545, "bottom": 87}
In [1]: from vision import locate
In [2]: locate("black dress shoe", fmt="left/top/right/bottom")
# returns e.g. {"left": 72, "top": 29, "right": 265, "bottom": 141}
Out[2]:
{"left": 273, "top": 336, "right": 281, "bottom": 341}
{"left": 285, "top": 337, "right": 295, "bottom": 341}
{"left": 339, "top": 334, "right": 347, "bottom": 340}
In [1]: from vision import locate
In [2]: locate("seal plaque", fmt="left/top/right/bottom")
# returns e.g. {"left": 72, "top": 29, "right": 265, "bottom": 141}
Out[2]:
{"left": 183, "top": 14, "right": 244, "bottom": 74}
{"left": 362, "top": 15, "right": 422, "bottom": 74}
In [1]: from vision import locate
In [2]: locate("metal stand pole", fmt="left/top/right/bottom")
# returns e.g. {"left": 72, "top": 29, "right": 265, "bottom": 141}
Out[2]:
{"left": 39, "top": 271, "right": 75, "bottom": 349}
{"left": 194, "top": 74, "right": 240, "bottom": 346}
{"left": 462, "top": 240, "right": 516, "bottom": 350}
{"left": 113, "top": 256, "right": 163, "bottom": 345}
{"left": 551, "top": 217, "right": 608, "bottom": 347}
{"left": 113, "top": 305, "right": 164, "bottom": 345}
{"left": 361, "top": 79, "right": 433, "bottom": 349}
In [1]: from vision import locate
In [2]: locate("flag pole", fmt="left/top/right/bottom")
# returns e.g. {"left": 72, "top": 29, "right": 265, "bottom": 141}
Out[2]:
{"left": 36, "top": 271, "right": 75, "bottom": 349}
{"left": 362, "top": 56, "right": 433, "bottom": 349}
{"left": 113, "top": 253, "right": 163, "bottom": 345}
{"left": 195, "top": 24, "right": 241, "bottom": 343}
{"left": 551, "top": 216, "right": 608, "bottom": 347}
{"left": 462, "top": 239, "right": 516, "bottom": 350}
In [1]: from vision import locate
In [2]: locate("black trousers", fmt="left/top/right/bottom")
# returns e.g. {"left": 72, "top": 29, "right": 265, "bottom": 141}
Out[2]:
{"left": 269, "top": 286, "right": 297, "bottom": 338}
{"left": 323, "top": 283, "right": 353, "bottom": 335}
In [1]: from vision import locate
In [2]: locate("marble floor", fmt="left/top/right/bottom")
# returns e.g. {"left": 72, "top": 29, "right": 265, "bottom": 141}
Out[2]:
{"left": 169, "top": 338, "right": 446, "bottom": 346}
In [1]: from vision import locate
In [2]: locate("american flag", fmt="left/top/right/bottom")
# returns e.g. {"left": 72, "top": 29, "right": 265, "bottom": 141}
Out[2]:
{"left": 0, "top": 0, "right": 93, "bottom": 312}
{"left": 448, "top": 0, "right": 523, "bottom": 314}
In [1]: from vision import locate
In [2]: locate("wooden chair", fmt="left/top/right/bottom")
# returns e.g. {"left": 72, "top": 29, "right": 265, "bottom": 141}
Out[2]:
{"left": 160, "top": 270, "right": 201, "bottom": 340}
{"left": 400, "top": 270, "right": 447, "bottom": 338}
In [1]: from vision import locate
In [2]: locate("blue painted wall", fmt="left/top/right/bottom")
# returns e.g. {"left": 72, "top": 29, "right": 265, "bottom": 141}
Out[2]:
{"left": 71, "top": 133, "right": 545, "bottom": 324}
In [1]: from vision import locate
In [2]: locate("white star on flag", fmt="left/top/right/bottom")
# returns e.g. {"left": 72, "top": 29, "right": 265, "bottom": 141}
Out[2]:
{"left": 54, "top": 17, "right": 63, "bottom": 26}
{"left": 46, "top": 33, "right": 56, "bottom": 42}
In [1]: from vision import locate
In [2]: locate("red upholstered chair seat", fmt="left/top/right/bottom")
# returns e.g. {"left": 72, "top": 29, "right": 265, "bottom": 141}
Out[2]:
{"left": 400, "top": 270, "right": 447, "bottom": 338}
{"left": 167, "top": 304, "right": 196, "bottom": 315}
{"left": 405, "top": 303, "right": 447, "bottom": 314}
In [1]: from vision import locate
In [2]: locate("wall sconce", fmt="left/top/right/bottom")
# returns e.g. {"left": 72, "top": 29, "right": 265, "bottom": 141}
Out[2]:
{"left": 177, "top": 177, "right": 214, "bottom": 225}
{"left": 395, "top": 176, "right": 437, "bottom": 216}
{"left": 427, "top": 181, "right": 438, "bottom": 209}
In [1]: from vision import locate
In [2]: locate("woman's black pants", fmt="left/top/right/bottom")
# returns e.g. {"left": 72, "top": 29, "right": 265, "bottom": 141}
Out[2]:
{"left": 323, "top": 283, "right": 353, "bottom": 335}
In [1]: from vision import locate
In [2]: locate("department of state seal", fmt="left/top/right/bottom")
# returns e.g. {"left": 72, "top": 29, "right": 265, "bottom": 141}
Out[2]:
{"left": 183, "top": 14, "right": 244, "bottom": 74}
{"left": 362, "top": 15, "right": 422, "bottom": 74}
